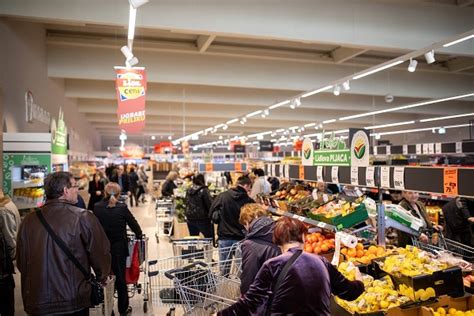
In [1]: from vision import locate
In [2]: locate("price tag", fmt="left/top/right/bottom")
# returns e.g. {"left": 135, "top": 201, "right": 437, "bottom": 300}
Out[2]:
{"left": 293, "top": 215, "right": 306, "bottom": 222}
{"left": 443, "top": 167, "right": 458, "bottom": 196}
{"left": 422, "top": 144, "right": 429, "bottom": 154}
{"left": 323, "top": 194, "right": 329, "bottom": 203}
{"left": 350, "top": 166, "right": 359, "bottom": 185}
{"left": 271, "top": 164, "right": 276, "bottom": 177}
{"left": 285, "top": 164, "right": 290, "bottom": 178}
{"left": 381, "top": 166, "right": 390, "bottom": 188}
{"left": 428, "top": 143, "right": 434, "bottom": 155}
{"left": 393, "top": 167, "right": 405, "bottom": 190}
{"left": 235, "top": 162, "right": 242, "bottom": 172}
{"left": 374, "top": 146, "right": 378, "bottom": 156}
{"left": 456, "top": 142, "right": 462, "bottom": 154}
{"left": 416, "top": 144, "right": 422, "bottom": 155}
{"left": 403, "top": 144, "right": 408, "bottom": 155}
{"left": 316, "top": 166, "right": 323, "bottom": 182}
{"left": 366, "top": 166, "right": 375, "bottom": 187}
{"left": 386, "top": 146, "right": 391, "bottom": 155}
{"left": 279, "top": 164, "right": 284, "bottom": 177}
{"left": 316, "top": 222, "right": 328, "bottom": 229}
{"left": 435, "top": 143, "right": 442, "bottom": 154}
{"left": 299, "top": 165, "right": 305, "bottom": 179}
{"left": 312, "top": 189, "right": 318, "bottom": 200}
{"left": 205, "top": 163, "right": 213, "bottom": 172}
{"left": 331, "top": 166, "right": 339, "bottom": 184}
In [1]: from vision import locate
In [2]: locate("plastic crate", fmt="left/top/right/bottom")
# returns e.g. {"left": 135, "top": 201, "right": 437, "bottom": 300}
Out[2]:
{"left": 307, "top": 204, "right": 369, "bottom": 230}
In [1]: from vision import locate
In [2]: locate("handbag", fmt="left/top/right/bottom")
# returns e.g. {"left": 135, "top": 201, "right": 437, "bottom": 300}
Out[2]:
{"left": 36, "top": 210, "right": 104, "bottom": 306}
{"left": 265, "top": 249, "right": 302, "bottom": 316}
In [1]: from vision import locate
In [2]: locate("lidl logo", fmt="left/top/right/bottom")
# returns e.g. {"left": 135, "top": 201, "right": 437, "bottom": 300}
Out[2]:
{"left": 353, "top": 137, "right": 366, "bottom": 159}
{"left": 303, "top": 147, "right": 312, "bottom": 159}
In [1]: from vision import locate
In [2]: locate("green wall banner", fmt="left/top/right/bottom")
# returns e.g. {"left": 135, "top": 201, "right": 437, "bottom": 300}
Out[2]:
{"left": 51, "top": 108, "right": 68, "bottom": 155}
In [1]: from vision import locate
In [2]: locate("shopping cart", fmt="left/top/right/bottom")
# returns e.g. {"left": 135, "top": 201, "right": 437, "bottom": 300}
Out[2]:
{"left": 164, "top": 262, "right": 240, "bottom": 315}
{"left": 155, "top": 199, "right": 175, "bottom": 243}
{"left": 90, "top": 275, "right": 115, "bottom": 316}
{"left": 148, "top": 240, "right": 242, "bottom": 312}
{"left": 412, "top": 230, "right": 474, "bottom": 263}
{"left": 125, "top": 233, "right": 151, "bottom": 313}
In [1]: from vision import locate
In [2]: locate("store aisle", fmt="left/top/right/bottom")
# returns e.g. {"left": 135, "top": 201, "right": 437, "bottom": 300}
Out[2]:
{"left": 13, "top": 199, "right": 185, "bottom": 316}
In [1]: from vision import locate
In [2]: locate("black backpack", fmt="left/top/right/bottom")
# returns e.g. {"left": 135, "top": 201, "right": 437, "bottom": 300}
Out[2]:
{"left": 0, "top": 229, "right": 14, "bottom": 276}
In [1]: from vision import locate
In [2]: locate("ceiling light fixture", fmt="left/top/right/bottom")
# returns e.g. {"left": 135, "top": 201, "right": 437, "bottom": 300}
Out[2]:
{"left": 364, "top": 120, "right": 416, "bottom": 130}
{"left": 304, "top": 123, "right": 316, "bottom": 128}
{"left": 289, "top": 101, "right": 296, "bottom": 109}
{"left": 295, "top": 98, "right": 302, "bottom": 107}
{"left": 420, "top": 112, "right": 474, "bottom": 123}
{"left": 438, "top": 127, "right": 446, "bottom": 134}
{"left": 342, "top": 81, "right": 350, "bottom": 91}
{"left": 269, "top": 100, "right": 291, "bottom": 110}
{"left": 151, "top": 135, "right": 156, "bottom": 140}
{"left": 222, "top": 124, "right": 228, "bottom": 130}
{"left": 339, "top": 92, "right": 474, "bottom": 121}
{"left": 276, "top": 129, "right": 285, "bottom": 133}
{"left": 333, "top": 85, "right": 341, "bottom": 96}
{"left": 168, "top": 136, "right": 172, "bottom": 140}
{"left": 301, "top": 85, "right": 334, "bottom": 98}
{"left": 226, "top": 118, "right": 239, "bottom": 125}
{"left": 374, "top": 123, "right": 470, "bottom": 137}
{"left": 353, "top": 60, "right": 404, "bottom": 80}
{"left": 424, "top": 50, "right": 435, "bottom": 64}
{"left": 323, "top": 119, "right": 336, "bottom": 124}
{"left": 443, "top": 34, "right": 474, "bottom": 48}
{"left": 375, "top": 134, "right": 381, "bottom": 140}
{"left": 246, "top": 110, "right": 262, "bottom": 118}
{"left": 408, "top": 59, "right": 418, "bottom": 72}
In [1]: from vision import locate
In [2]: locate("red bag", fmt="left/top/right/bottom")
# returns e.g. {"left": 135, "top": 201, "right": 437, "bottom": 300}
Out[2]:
{"left": 125, "top": 242, "right": 140, "bottom": 284}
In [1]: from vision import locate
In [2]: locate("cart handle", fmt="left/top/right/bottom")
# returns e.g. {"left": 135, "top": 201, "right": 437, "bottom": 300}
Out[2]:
{"left": 164, "top": 261, "right": 208, "bottom": 280}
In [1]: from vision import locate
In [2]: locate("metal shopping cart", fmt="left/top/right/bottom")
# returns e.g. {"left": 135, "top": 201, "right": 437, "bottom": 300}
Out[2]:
{"left": 164, "top": 262, "right": 240, "bottom": 315}
{"left": 125, "top": 233, "right": 152, "bottom": 313}
{"left": 155, "top": 199, "right": 175, "bottom": 243}
{"left": 148, "top": 240, "right": 242, "bottom": 313}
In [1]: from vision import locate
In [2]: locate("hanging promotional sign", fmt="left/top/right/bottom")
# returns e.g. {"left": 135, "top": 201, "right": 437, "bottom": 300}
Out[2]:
{"left": 349, "top": 128, "right": 370, "bottom": 167}
{"left": 314, "top": 133, "right": 350, "bottom": 166}
{"left": 259, "top": 141, "right": 273, "bottom": 152}
{"left": 51, "top": 108, "right": 68, "bottom": 155}
{"left": 302, "top": 138, "right": 313, "bottom": 166}
{"left": 114, "top": 67, "right": 147, "bottom": 133}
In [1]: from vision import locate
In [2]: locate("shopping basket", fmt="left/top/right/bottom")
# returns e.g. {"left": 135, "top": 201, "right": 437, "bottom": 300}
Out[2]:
{"left": 164, "top": 261, "right": 240, "bottom": 315}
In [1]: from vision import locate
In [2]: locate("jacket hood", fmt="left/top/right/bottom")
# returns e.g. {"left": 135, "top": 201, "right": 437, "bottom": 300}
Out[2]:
{"left": 246, "top": 216, "right": 275, "bottom": 243}
{"left": 188, "top": 184, "right": 205, "bottom": 196}
{"left": 229, "top": 186, "right": 249, "bottom": 200}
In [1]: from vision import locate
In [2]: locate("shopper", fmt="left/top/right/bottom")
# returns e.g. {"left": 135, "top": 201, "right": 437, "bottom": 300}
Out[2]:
{"left": 249, "top": 168, "right": 272, "bottom": 200}
{"left": 0, "top": 189, "right": 20, "bottom": 316}
{"left": 87, "top": 172, "right": 105, "bottom": 211}
{"left": 398, "top": 191, "right": 441, "bottom": 247}
{"left": 239, "top": 203, "right": 281, "bottom": 295}
{"left": 17, "top": 172, "right": 111, "bottom": 316}
{"left": 218, "top": 217, "right": 364, "bottom": 316}
{"left": 93, "top": 182, "right": 143, "bottom": 316}
{"left": 209, "top": 176, "right": 254, "bottom": 276}
{"left": 267, "top": 176, "right": 280, "bottom": 192}
{"left": 161, "top": 171, "right": 178, "bottom": 197}
{"left": 110, "top": 165, "right": 130, "bottom": 196}
{"left": 128, "top": 167, "right": 140, "bottom": 207}
{"left": 442, "top": 197, "right": 474, "bottom": 246}
{"left": 137, "top": 164, "right": 149, "bottom": 203}
{"left": 185, "top": 174, "right": 214, "bottom": 238}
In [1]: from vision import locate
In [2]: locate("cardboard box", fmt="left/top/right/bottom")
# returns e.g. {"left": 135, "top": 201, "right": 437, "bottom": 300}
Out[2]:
{"left": 330, "top": 297, "right": 421, "bottom": 316}
{"left": 419, "top": 295, "right": 474, "bottom": 316}
{"left": 173, "top": 217, "right": 189, "bottom": 239}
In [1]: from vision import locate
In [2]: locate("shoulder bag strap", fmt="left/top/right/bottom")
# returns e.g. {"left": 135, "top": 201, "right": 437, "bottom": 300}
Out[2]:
{"left": 35, "top": 210, "right": 91, "bottom": 280}
{"left": 265, "top": 249, "right": 302, "bottom": 316}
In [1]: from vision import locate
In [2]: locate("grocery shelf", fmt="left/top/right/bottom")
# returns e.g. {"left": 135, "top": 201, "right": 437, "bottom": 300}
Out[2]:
{"left": 12, "top": 181, "right": 44, "bottom": 189}
{"left": 268, "top": 207, "right": 336, "bottom": 231}
{"left": 14, "top": 201, "right": 42, "bottom": 210}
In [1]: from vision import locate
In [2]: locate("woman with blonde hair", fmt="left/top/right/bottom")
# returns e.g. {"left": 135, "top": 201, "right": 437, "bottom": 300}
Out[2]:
{"left": 161, "top": 171, "right": 178, "bottom": 197}
{"left": 93, "top": 182, "right": 142, "bottom": 316}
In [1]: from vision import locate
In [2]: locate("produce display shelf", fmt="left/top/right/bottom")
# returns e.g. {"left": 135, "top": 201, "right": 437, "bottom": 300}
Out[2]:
{"left": 14, "top": 201, "right": 42, "bottom": 210}
{"left": 12, "top": 181, "right": 44, "bottom": 189}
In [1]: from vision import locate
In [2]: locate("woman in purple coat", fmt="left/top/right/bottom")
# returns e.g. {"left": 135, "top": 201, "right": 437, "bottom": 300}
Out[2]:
{"left": 219, "top": 217, "right": 364, "bottom": 316}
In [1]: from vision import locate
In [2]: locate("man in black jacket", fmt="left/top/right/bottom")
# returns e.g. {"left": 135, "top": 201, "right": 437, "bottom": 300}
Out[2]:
{"left": 209, "top": 176, "right": 254, "bottom": 276}
{"left": 442, "top": 197, "right": 474, "bottom": 246}
{"left": 185, "top": 174, "right": 214, "bottom": 238}
{"left": 110, "top": 165, "right": 130, "bottom": 196}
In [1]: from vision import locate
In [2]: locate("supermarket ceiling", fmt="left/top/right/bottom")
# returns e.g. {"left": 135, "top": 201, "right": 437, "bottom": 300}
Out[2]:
{"left": 1, "top": 0, "right": 474, "bottom": 147}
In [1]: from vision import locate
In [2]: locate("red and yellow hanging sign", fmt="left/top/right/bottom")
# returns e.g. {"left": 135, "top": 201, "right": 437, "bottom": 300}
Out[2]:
{"left": 115, "top": 67, "right": 147, "bottom": 133}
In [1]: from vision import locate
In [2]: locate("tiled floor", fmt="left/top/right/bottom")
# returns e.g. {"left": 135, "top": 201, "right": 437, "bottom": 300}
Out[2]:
{"left": 13, "top": 199, "right": 185, "bottom": 316}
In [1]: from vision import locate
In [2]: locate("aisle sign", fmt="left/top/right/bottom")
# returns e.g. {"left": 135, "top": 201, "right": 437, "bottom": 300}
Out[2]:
{"left": 416, "top": 144, "right": 422, "bottom": 155}
{"left": 428, "top": 143, "right": 434, "bottom": 155}
{"left": 51, "top": 107, "right": 68, "bottom": 156}
{"left": 403, "top": 145, "right": 408, "bottom": 155}
{"left": 316, "top": 166, "right": 324, "bottom": 182}
{"left": 279, "top": 164, "right": 284, "bottom": 178}
{"left": 393, "top": 167, "right": 405, "bottom": 190}
{"left": 456, "top": 142, "right": 462, "bottom": 154}
{"left": 381, "top": 166, "right": 390, "bottom": 188}
{"left": 374, "top": 146, "right": 378, "bottom": 156}
{"left": 350, "top": 166, "right": 359, "bottom": 185}
{"left": 299, "top": 165, "right": 305, "bottom": 179}
{"left": 443, "top": 167, "right": 458, "bottom": 196}
{"left": 366, "top": 166, "right": 375, "bottom": 187}
{"left": 386, "top": 146, "right": 391, "bottom": 155}
{"left": 435, "top": 143, "right": 442, "bottom": 154}
{"left": 114, "top": 67, "right": 147, "bottom": 133}
{"left": 331, "top": 166, "right": 339, "bottom": 184}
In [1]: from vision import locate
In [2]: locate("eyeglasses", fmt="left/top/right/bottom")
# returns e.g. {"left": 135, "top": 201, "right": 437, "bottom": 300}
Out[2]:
{"left": 69, "top": 184, "right": 80, "bottom": 189}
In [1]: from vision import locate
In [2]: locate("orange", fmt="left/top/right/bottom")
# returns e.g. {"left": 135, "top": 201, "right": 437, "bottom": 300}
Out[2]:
{"left": 347, "top": 248, "right": 357, "bottom": 258}
{"left": 314, "top": 246, "right": 321, "bottom": 254}
{"left": 341, "top": 248, "right": 348, "bottom": 255}
{"left": 356, "top": 243, "right": 364, "bottom": 251}
{"left": 304, "top": 245, "right": 313, "bottom": 253}
{"left": 356, "top": 250, "right": 365, "bottom": 258}
{"left": 321, "top": 244, "right": 329, "bottom": 253}
{"left": 376, "top": 247, "right": 385, "bottom": 257}
{"left": 368, "top": 245, "right": 378, "bottom": 255}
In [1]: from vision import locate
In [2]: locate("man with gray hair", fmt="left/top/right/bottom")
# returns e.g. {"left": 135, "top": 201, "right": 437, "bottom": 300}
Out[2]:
{"left": 17, "top": 172, "right": 111, "bottom": 316}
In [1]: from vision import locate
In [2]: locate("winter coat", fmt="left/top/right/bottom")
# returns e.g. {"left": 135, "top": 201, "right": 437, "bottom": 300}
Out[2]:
{"left": 128, "top": 171, "right": 139, "bottom": 190}
{"left": 209, "top": 186, "right": 254, "bottom": 240}
{"left": 16, "top": 199, "right": 111, "bottom": 315}
{"left": 88, "top": 180, "right": 105, "bottom": 210}
{"left": 442, "top": 198, "right": 474, "bottom": 245}
{"left": 218, "top": 247, "right": 364, "bottom": 316}
{"left": 185, "top": 185, "right": 213, "bottom": 220}
{"left": 110, "top": 173, "right": 130, "bottom": 193}
{"left": 0, "top": 199, "right": 20, "bottom": 261}
{"left": 161, "top": 179, "right": 177, "bottom": 197}
{"left": 398, "top": 198, "right": 432, "bottom": 247}
{"left": 240, "top": 216, "right": 281, "bottom": 294}
{"left": 93, "top": 199, "right": 143, "bottom": 257}
{"left": 138, "top": 169, "right": 148, "bottom": 186}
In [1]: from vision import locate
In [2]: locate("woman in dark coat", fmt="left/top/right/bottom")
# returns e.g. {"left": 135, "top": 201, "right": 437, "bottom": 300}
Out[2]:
{"left": 93, "top": 182, "right": 142, "bottom": 316}
{"left": 185, "top": 174, "right": 214, "bottom": 238}
{"left": 87, "top": 173, "right": 105, "bottom": 211}
{"left": 161, "top": 171, "right": 178, "bottom": 197}
{"left": 239, "top": 203, "right": 281, "bottom": 295}
{"left": 218, "top": 217, "right": 364, "bottom": 316}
